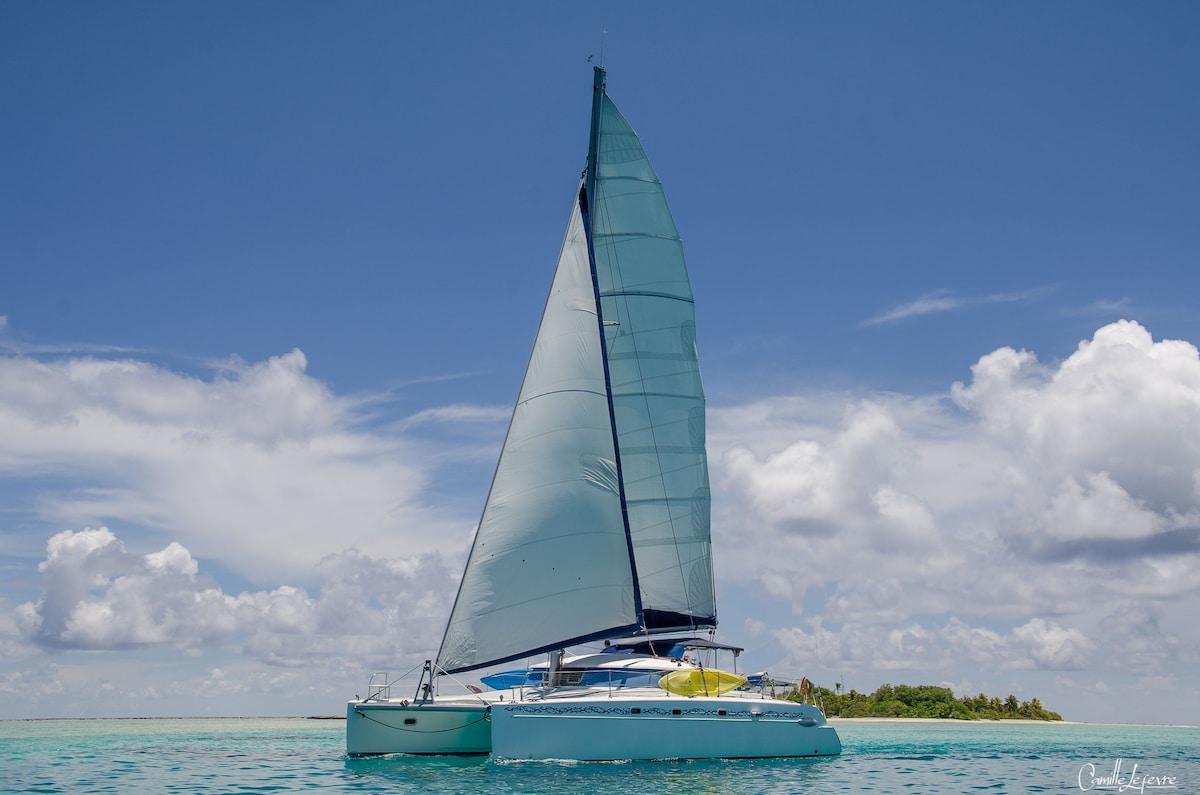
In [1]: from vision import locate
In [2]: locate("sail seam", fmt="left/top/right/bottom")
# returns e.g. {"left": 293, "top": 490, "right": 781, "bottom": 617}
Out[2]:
{"left": 451, "top": 582, "right": 642, "bottom": 620}
{"left": 515, "top": 387, "right": 608, "bottom": 406}
{"left": 624, "top": 495, "right": 707, "bottom": 505}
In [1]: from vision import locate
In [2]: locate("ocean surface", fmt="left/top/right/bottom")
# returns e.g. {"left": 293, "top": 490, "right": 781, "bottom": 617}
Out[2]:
{"left": 1, "top": 717, "right": 1196, "bottom": 794}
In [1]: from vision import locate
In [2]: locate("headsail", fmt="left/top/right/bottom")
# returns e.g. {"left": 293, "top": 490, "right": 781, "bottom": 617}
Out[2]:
{"left": 436, "top": 198, "right": 642, "bottom": 675}
{"left": 434, "top": 67, "right": 715, "bottom": 675}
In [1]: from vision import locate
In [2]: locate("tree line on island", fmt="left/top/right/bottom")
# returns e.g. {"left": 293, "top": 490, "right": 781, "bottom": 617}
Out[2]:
{"left": 784, "top": 682, "right": 1063, "bottom": 721}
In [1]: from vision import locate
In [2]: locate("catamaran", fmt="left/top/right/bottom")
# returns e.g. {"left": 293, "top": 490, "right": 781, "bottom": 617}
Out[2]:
{"left": 345, "top": 66, "right": 840, "bottom": 761}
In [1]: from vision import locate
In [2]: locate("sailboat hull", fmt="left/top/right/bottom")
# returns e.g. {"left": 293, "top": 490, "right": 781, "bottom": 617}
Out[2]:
{"left": 345, "top": 700, "right": 491, "bottom": 755}
{"left": 490, "top": 690, "right": 841, "bottom": 761}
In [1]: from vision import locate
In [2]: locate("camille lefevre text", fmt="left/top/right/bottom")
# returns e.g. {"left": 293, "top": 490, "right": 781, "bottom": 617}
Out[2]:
{"left": 1078, "top": 759, "right": 1179, "bottom": 792}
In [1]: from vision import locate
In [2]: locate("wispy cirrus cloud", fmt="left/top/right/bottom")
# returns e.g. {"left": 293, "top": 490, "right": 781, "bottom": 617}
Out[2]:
{"left": 398, "top": 403, "right": 510, "bottom": 430}
{"left": 1065, "top": 297, "right": 1134, "bottom": 318}
{"left": 0, "top": 315, "right": 144, "bottom": 357}
{"left": 863, "top": 287, "right": 1054, "bottom": 326}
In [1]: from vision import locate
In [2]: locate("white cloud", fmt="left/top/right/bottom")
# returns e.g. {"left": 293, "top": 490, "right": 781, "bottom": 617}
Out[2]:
{"left": 14, "top": 527, "right": 456, "bottom": 668}
{"left": 774, "top": 616, "right": 1094, "bottom": 674}
{"left": 863, "top": 287, "right": 1051, "bottom": 326}
{"left": 711, "top": 320, "right": 1200, "bottom": 700}
{"left": 864, "top": 290, "right": 966, "bottom": 325}
{"left": 3, "top": 320, "right": 1198, "bottom": 722}
{"left": 398, "top": 403, "right": 510, "bottom": 430}
{"left": 722, "top": 399, "right": 924, "bottom": 541}
{"left": 952, "top": 320, "right": 1200, "bottom": 560}
{"left": 0, "top": 348, "right": 481, "bottom": 583}
{"left": 1011, "top": 618, "right": 1095, "bottom": 670}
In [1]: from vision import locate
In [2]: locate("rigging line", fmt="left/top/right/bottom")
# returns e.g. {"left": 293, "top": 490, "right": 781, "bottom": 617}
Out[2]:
{"left": 432, "top": 663, "right": 493, "bottom": 706}
{"left": 361, "top": 660, "right": 427, "bottom": 699}
{"left": 393, "top": 660, "right": 427, "bottom": 681}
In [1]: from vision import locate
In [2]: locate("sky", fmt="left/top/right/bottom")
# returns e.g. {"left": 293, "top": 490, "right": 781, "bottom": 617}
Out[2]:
{"left": 2, "top": 1, "right": 1198, "bottom": 724}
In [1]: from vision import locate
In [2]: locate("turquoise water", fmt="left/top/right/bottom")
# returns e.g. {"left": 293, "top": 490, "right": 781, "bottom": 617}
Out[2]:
{"left": 1, "top": 717, "right": 1196, "bottom": 794}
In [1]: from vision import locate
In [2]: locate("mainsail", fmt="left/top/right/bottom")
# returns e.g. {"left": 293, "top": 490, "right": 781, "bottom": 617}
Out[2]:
{"left": 436, "top": 67, "right": 714, "bottom": 675}
{"left": 586, "top": 75, "right": 715, "bottom": 634}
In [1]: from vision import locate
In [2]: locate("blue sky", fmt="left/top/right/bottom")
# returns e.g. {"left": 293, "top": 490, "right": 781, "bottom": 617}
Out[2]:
{"left": 2, "top": 2, "right": 1199, "bottom": 724}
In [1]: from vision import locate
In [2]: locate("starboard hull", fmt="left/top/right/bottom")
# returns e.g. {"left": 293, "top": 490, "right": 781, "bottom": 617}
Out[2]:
{"left": 490, "top": 691, "right": 841, "bottom": 761}
{"left": 345, "top": 700, "right": 491, "bottom": 755}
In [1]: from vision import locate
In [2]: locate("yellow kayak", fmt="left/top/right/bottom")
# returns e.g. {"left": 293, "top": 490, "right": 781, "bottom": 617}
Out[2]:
{"left": 658, "top": 668, "right": 748, "bottom": 697}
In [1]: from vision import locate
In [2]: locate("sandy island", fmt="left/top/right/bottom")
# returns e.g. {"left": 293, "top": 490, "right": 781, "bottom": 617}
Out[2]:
{"left": 827, "top": 717, "right": 1080, "bottom": 724}
{"left": 827, "top": 717, "right": 1198, "bottom": 728}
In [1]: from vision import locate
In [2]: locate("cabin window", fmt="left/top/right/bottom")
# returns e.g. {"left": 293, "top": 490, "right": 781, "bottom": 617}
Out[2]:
{"left": 403, "top": 718, "right": 417, "bottom": 725}
{"left": 630, "top": 708, "right": 641, "bottom": 715}
{"left": 717, "top": 709, "right": 727, "bottom": 716}
{"left": 671, "top": 709, "right": 682, "bottom": 715}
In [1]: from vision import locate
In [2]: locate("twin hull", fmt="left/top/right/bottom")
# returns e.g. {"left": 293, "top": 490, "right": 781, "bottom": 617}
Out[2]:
{"left": 345, "top": 700, "right": 491, "bottom": 755}
{"left": 346, "top": 691, "right": 841, "bottom": 760}
{"left": 491, "top": 694, "right": 841, "bottom": 761}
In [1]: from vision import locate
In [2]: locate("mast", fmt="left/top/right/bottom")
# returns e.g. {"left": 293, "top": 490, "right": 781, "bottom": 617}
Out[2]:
{"left": 584, "top": 66, "right": 604, "bottom": 211}
{"left": 580, "top": 65, "right": 647, "bottom": 629}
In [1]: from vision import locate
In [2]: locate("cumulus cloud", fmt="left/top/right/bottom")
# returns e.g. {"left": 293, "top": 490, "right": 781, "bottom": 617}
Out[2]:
{"left": 4, "top": 321, "right": 1198, "bottom": 721}
{"left": 712, "top": 320, "right": 1200, "bottom": 689}
{"left": 0, "top": 348, "right": 484, "bottom": 583}
{"left": 774, "top": 616, "right": 1094, "bottom": 674}
{"left": 953, "top": 320, "right": 1200, "bottom": 562}
{"left": 14, "top": 526, "right": 456, "bottom": 667}
{"left": 722, "top": 400, "right": 941, "bottom": 553}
